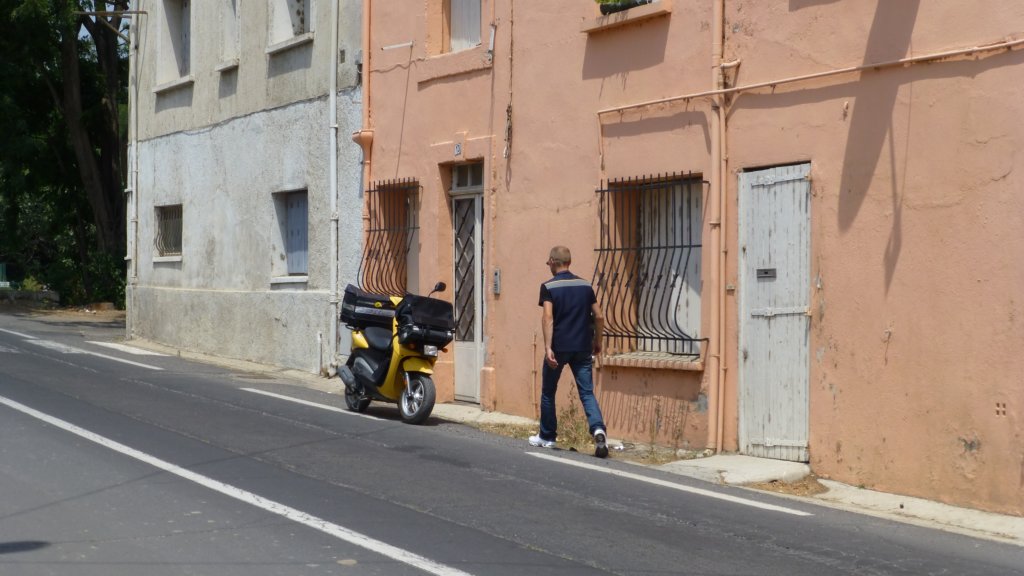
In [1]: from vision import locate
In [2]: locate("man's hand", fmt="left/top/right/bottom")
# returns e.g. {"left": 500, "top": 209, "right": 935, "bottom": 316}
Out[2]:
{"left": 545, "top": 348, "right": 558, "bottom": 369}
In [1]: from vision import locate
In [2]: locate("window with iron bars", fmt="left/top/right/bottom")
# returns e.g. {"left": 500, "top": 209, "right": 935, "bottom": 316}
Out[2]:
{"left": 359, "top": 179, "right": 420, "bottom": 295}
{"left": 155, "top": 204, "right": 183, "bottom": 257}
{"left": 593, "top": 174, "right": 704, "bottom": 358}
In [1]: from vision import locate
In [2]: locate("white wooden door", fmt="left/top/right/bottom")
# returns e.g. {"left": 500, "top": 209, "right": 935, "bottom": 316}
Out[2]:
{"left": 738, "top": 163, "right": 811, "bottom": 462}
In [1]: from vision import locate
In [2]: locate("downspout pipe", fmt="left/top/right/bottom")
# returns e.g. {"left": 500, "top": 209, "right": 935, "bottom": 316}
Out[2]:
{"left": 127, "top": 0, "right": 142, "bottom": 340}
{"left": 352, "top": 0, "right": 374, "bottom": 274}
{"left": 706, "top": 0, "right": 725, "bottom": 453}
{"left": 328, "top": 0, "right": 340, "bottom": 371}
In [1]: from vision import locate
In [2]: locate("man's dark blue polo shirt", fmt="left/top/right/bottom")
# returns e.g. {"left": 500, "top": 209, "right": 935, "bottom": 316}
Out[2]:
{"left": 539, "top": 271, "right": 596, "bottom": 353}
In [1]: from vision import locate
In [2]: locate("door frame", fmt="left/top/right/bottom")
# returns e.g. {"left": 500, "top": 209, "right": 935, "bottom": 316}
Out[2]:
{"left": 450, "top": 164, "right": 484, "bottom": 403}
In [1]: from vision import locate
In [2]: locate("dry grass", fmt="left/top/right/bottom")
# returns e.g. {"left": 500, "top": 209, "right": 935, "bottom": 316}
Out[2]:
{"left": 746, "top": 475, "right": 829, "bottom": 496}
{"left": 471, "top": 419, "right": 691, "bottom": 466}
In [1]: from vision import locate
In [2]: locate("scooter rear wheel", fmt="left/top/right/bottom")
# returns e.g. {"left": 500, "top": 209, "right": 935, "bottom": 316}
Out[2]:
{"left": 345, "top": 387, "right": 371, "bottom": 413}
{"left": 399, "top": 373, "right": 435, "bottom": 425}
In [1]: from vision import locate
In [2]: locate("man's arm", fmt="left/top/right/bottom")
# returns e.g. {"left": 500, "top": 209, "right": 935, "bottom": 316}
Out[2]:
{"left": 591, "top": 302, "right": 604, "bottom": 355}
{"left": 542, "top": 301, "right": 557, "bottom": 367}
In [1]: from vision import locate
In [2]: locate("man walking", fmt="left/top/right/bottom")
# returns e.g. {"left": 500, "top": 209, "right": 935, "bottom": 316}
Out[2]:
{"left": 529, "top": 245, "right": 609, "bottom": 458}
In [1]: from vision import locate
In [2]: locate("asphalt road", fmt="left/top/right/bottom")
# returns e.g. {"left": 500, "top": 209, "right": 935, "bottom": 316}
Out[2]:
{"left": 1, "top": 311, "right": 1022, "bottom": 575}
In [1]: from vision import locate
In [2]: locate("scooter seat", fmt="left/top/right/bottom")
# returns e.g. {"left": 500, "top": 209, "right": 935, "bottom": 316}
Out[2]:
{"left": 363, "top": 326, "right": 394, "bottom": 351}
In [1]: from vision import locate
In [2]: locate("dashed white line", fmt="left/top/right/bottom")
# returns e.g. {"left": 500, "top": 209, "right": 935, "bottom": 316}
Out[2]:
{"left": 88, "top": 341, "right": 169, "bottom": 356}
{"left": 528, "top": 452, "right": 813, "bottom": 517}
{"left": 0, "top": 328, "right": 36, "bottom": 339}
{"left": 241, "top": 388, "right": 380, "bottom": 421}
{"left": 27, "top": 340, "right": 164, "bottom": 371}
{"left": 0, "top": 395, "right": 475, "bottom": 576}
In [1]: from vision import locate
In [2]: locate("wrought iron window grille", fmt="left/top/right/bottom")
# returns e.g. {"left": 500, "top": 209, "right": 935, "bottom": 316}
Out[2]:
{"left": 593, "top": 173, "right": 707, "bottom": 359}
{"left": 155, "top": 204, "right": 183, "bottom": 257}
{"left": 359, "top": 179, "right": 420, "bottom": 296}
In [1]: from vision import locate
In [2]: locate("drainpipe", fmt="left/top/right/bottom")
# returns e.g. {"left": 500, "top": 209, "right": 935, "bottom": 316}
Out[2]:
{"left": 127, "top": 0, "right": 142, "bottom": 340}
{"left": 352, "top": 0, "right": 374, "bottom": 270}
{"left": 328, "top": 0, "right": 340, "bottom": 371}
{"left": 706, "top": 0, "right": 726, "bottom": 453}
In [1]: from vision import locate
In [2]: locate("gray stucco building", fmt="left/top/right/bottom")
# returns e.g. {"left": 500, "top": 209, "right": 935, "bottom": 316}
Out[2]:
{"left": 127, "top": 0, "right": 364, "bottom": 373}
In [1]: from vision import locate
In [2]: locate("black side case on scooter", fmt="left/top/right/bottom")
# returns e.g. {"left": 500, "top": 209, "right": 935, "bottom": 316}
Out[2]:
{"left": 340, "top": 284, "right": 396, "bottom": 329}
{"left": 395, "top": 294, "right": 456, "bottom": 347}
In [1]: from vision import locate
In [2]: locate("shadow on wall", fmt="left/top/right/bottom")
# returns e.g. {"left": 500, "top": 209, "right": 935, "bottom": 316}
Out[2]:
{"left": 735, "top": 48, "right": 1024, "bottom": 295}
{"left": 837, "top": 1, "right": 920, "bottom": 239}
{"left": 789, "top": 0, "right": 843, "bottom": 9}
{"left": 154, "top": 85, "right": 194, "bottom": 114}
{"left": 602, "top": 109, "right": 712, "bottom": 154}
{"left": 268, "top": 44, "right": 314, "bottom": 78}
{"left": 581, "top": 18, "right": 671, "bottom": 82}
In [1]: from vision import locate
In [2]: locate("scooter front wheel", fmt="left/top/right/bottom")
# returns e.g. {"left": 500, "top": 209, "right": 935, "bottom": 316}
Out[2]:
{"left": 399, "top": 373, "right": 436, "bottom": 425}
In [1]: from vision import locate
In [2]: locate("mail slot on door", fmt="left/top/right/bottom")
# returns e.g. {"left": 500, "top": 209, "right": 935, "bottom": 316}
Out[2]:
{"left": 756, "top": 268, "right": 777, "bottom": 279}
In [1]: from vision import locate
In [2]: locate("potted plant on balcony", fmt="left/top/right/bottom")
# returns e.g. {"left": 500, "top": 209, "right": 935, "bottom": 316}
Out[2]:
{"left": 596, "top": 0, "right": 652, "bottom": 16}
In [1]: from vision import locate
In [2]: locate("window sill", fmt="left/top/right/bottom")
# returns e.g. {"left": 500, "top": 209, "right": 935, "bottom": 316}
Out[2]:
{"left": 417, "top": 44, "right": 492, "bottom": 84}
{"left": 270, "top": 275, "right": 308, "bottom": 286}
{"left": 581, "top": 0, "right": 672, "bottom": 34}
{"left": 601, "top": 351, "right": 702, "bottom": 371}
{"left": 153, "top": 75, "right": 195, "bottom": 95}
{"left": 266, "top": 33, "right": 314, "bottom": 56}
{"left": 153, "top": 255, "right": 183, "bottom": 263}
{"left": 215, "top": 58, "right": 239, "bottom": 73}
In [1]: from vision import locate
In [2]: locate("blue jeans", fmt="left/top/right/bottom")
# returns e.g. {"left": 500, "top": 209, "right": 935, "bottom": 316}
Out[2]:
{"left": 539, "top": 351, "right": 606, "bottom": 442}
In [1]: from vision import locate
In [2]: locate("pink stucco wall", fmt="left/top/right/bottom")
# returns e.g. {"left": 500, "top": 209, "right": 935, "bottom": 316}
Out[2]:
{"left": 364, "top": 0, "right": 1024, "bottom": 514}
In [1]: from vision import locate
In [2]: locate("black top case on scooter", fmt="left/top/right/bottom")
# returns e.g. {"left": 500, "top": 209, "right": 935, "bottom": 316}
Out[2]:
{"left": 395, "top": 294, "right": 456, "bottom": 347}
{"left": 340, "top": 284, "right": 396, "bottom": 329}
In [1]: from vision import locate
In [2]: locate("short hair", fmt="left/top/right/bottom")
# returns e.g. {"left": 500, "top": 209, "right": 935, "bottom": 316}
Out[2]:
{"left": 549, "top": 245, "right": 572, "bottom": 265}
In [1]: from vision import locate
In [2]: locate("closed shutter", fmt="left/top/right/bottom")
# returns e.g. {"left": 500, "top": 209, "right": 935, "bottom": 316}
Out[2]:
{"left": 286, "top": 192, "right": 308, "bottom": 275}
{"left": 450, "top": 0, "right": 481, "bottom": 52}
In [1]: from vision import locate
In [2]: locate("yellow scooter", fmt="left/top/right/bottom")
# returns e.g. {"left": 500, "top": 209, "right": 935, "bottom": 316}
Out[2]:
{"left": 337, "top": 282, "right": 455, "bottom": 424}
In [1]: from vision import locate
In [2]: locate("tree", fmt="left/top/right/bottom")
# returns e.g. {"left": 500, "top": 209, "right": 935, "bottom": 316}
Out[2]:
{"left": 0, "top": 0, "right": 129, "bottom": 304}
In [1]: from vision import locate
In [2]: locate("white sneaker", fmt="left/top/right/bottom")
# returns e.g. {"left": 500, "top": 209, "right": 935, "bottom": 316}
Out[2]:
{"left": 593, "top": 428, "right": 609, "bottom": 458}
{"left": 528, "top": 434, "right": 556, "bottom": 448}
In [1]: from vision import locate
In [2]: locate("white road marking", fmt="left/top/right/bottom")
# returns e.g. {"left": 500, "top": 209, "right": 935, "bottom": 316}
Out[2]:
{"left": 0, "top": 345, "right": 21, "bottom": 354}
{"left": 27, "top": 339, "right": 163, "bottom": 371}
{"left": 0, "top": 395, "right": 476, "bottom": 576}
{"left": 88, "top": 341, "right": 168, "bottom": 356}
{"left": 528, "top": 452, "right": 813, "bottom": 517}
{"left": 242, "top": 388, "right": 380, "bottom": 421}
{"left": 0, "top": 328, "right": 36, "bottom": 339}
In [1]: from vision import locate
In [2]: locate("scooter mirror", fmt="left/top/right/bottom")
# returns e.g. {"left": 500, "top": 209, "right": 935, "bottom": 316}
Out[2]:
{"left": 432, "top": 281, "right": 447, "bottom": 293}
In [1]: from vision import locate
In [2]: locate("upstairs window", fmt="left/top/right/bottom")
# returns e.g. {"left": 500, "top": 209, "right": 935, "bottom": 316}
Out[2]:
{"left": 269, "top": 0, "right": 313, "bottom": 46}
{"left": 447, "top": 0, "right": 481, "bottom": 53}
{"left": 218, "top": 0, "right": 240, "bottom": 68}
{"left": 157, "top": 0, "right": 191, "bottom": 83}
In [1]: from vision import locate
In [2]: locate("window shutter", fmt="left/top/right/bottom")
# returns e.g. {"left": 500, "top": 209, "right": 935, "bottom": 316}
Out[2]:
{"left": 450, "top": 0, "right": 481, "bottom": 52}
{"left": 286, "top": 193, "right": 308, "bottom": 275}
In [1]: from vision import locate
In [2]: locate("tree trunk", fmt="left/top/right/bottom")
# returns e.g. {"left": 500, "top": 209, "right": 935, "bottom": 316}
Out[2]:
{"left": 59, "top": 5, "right": 127, "bottom": 259}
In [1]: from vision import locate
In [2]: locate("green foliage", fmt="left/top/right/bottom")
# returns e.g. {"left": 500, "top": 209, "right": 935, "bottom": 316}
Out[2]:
{"left": 0, "top": 0, "right": 128, "bottom": 307}
{"left": 21, "top": 277, "right": 44, "bottom": 292}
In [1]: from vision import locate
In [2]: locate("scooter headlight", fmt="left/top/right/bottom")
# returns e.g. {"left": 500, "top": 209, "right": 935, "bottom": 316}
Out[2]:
{"left": 422, "top": 344, "right": 439, "bottom": 357}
